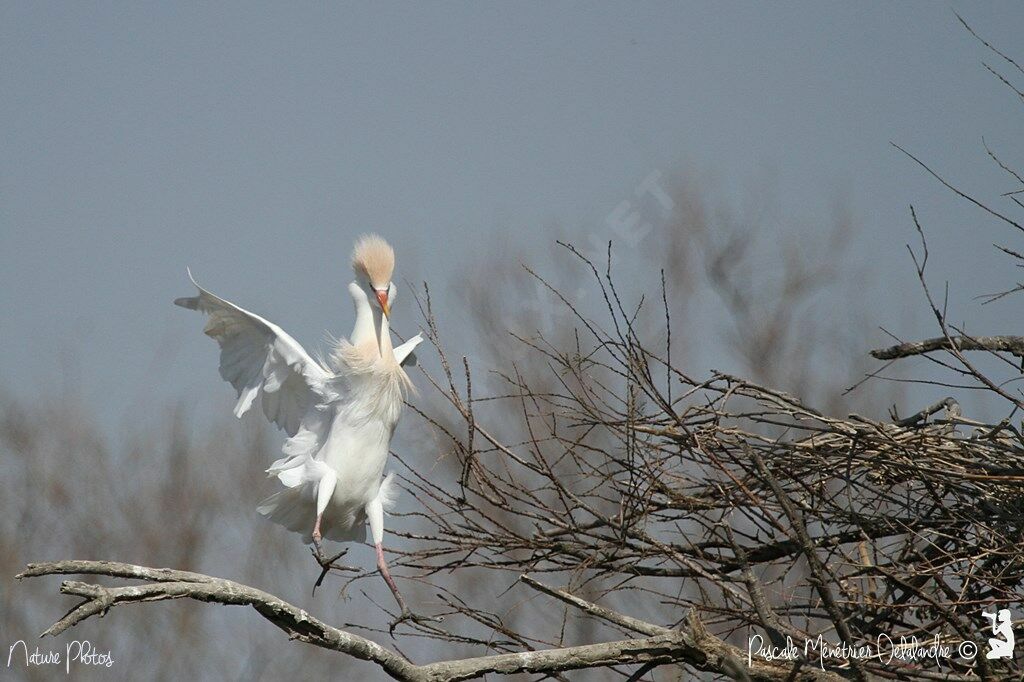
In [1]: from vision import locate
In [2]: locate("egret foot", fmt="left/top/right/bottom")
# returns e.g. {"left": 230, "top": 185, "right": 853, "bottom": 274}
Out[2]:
{"left": 310, "top": 545, "right": 349, "bottom": 596}
{"left": 388, "top": 608, "right": 442, "bottom": 635}
{"left": 310, "top": 514, "right": 353, "bottom": 595}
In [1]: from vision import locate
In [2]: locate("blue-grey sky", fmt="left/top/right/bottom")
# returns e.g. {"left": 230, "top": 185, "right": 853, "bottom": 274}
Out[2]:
{"left": 3, "top": 3, "right": 1023, "bottom": 431}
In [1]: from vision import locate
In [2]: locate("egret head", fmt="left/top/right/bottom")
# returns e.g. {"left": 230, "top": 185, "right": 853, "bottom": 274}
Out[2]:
{"left": 352, "top": 234, "right": 396, "bottom": 317}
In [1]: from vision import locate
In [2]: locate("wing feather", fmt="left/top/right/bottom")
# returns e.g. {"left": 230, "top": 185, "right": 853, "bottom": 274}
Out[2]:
{"left": 175, "top": 270, "right": 331, "bottom": 436}
{"left": 394, "top": 333, "right": 423, "bottom": 367}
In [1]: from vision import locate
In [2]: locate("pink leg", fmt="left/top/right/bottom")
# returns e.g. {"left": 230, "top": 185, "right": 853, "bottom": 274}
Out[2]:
{"left": 312, "top": 513, "right": 323, "bottom": 548}
{"left": 375, "top": 541, "right": 409, "bottom": 614}
{"left": 311, "top": 513, "right": 327, "bottom": 563}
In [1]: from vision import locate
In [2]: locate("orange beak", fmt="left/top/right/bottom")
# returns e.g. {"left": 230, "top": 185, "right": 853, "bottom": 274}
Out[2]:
{"left": 375, "top": 289, "right": 391, "bottom": 318}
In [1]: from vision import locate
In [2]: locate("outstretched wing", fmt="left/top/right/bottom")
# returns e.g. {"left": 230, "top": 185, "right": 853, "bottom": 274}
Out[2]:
{"left": 175, "top": 270, "right": 332, "bottom": 436}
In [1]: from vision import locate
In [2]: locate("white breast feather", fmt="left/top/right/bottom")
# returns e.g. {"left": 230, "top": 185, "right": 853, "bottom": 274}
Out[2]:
{"left": 329, "top": 339, "right": 412, "bottom": 427}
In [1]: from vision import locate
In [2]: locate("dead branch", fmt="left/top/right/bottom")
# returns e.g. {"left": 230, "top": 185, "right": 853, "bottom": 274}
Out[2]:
{"left": 870, "top": 335, "right": 1024, "bottom": 360}
{"left": 17, "top": 560, "right": 418, "bottom": 680}
{"left": 18, "top": 560, "right": 838, "bottom": 682}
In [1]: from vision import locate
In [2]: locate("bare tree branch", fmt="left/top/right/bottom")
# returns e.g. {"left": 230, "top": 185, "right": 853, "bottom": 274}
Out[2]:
{"left": 19, "top": 560, "right": 840, "bottom": 682}
{"left": 870, "top": 334, "right": 1024, "bottom": 360}
{"left": 18, "top": 561, "right": 419, "bottom": 680}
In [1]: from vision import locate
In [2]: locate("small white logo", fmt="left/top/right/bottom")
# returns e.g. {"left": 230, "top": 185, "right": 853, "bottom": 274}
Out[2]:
{"left": 983, "top": 609, "right": 1015, "bottom": 660}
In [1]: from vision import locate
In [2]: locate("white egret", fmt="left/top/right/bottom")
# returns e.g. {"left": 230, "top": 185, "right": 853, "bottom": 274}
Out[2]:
{"left": 175, "top": 234, "right": 422, "bottom": 616}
